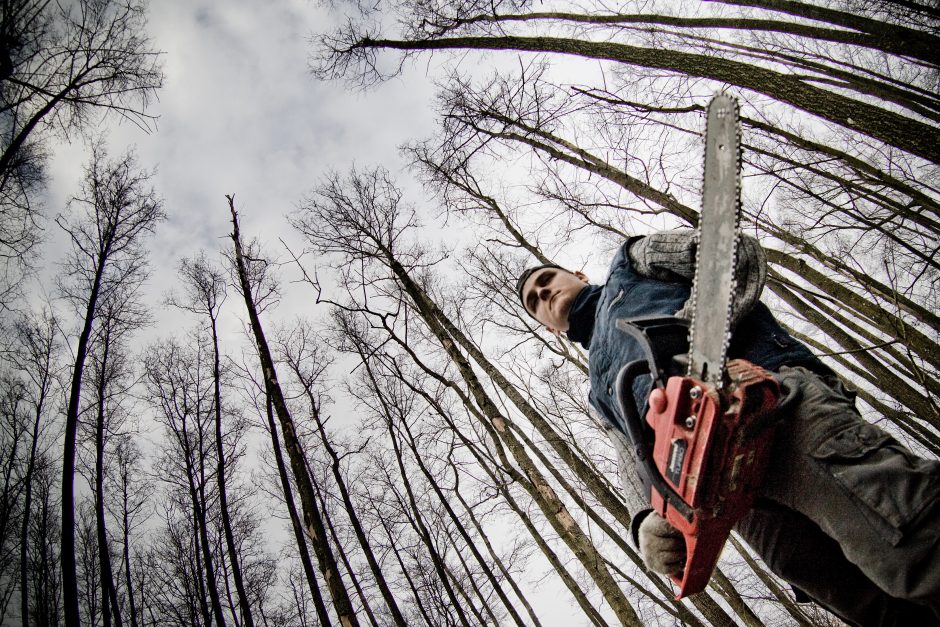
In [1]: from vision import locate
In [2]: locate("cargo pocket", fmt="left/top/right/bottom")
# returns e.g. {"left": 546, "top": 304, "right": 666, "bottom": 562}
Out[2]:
{"left": 810, "top": 422, "right": 939, "bottom": 546}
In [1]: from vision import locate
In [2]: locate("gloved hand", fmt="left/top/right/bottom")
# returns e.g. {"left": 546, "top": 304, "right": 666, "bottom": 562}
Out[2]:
{"left": 638, "top": 512, "right": 686, "bottom": 575}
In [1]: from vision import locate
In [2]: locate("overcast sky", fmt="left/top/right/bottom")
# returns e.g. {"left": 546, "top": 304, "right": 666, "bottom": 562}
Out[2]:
{"left": 41, "top": 0, "right": 445, "bottom": 338}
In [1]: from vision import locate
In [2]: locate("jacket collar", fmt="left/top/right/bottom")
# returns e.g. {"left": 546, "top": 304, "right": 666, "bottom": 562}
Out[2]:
{"left": 565, "top": 284, "right": 601, "bottom": 349}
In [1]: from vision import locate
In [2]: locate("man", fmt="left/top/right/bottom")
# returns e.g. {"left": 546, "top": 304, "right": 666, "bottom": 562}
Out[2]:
{"left": 517, "top": 230, "right": 940, "bottom": 626}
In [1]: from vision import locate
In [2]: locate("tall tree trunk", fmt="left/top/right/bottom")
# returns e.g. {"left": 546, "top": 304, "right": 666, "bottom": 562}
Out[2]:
{"left": 177, "top": 404, "right": 226, "bottom": 627}
{"left": 451, "top": 485, "right": 543, "bottom": 627}
{"left": 375, "top": 514, "right": 434, "bottom": 626}
{"left": 21, "top": 343, "right": 53, "bottom": 627}
{"left": 196, "top": 435, "right": 228, "bottom": 627}
{"left": 312, "top": 485, "right": 381, "bottom": 627}
{"left": 228, "top": 197, "right": 359, "bottom": 627}
{"left": 377, "top": 408, "right": 472, "bottom": 627}
{"left": 300, "top": 390, "right": 406, "bottom": 626}
{"left": 121, "top": 482, "right": 139, "bottom": 627}
{"left": 20, "top": 435, "right": 36, "bottom": 627}
{"left": 389, "top": 398, "right": 529, "bottom": 627}
{"left": 190, "top": 506, "right": 214, "bottom": 627}
{"left": 359, "top": 297, "right": 643, "bottom": 625}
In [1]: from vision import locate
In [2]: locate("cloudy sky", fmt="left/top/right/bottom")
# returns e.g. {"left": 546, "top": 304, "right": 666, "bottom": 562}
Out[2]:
{"left": 42, "top": 0, "right": 447, "bottom": 338}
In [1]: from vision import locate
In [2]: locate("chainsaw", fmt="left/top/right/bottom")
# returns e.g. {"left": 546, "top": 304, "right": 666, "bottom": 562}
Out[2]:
{"left": 614, "top": 94, "right": 786, "bottom": 599}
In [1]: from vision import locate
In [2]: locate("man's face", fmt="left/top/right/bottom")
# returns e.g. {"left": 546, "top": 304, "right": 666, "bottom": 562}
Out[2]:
{"left": 521, "top": 267, "right": 590, "bottom": 334}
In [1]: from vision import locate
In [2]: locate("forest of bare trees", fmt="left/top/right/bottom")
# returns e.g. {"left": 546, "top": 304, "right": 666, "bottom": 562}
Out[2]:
{"left": 1, "top": 0, "right": 938, "bottom": 625}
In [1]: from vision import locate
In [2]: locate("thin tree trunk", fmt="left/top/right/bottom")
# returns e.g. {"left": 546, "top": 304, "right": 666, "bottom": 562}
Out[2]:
{"left": 451, "top": 485, "right": 543, "bottom": 627}
{"left": 210, "top": 313, "right": 255, "bottom": 627}
{"left": 20, "top": 440, "right": 35, "bottom": 627}
{"left": 190, "top": 516, "right": 213, "bottom": 627}
{"left": 301, "top": 392, "right": 407, "bottom": 626}
{"left": 391, "top": 403, "right": 530, "bottom": 627}
{"left": 375, "top": 514, "right": 434, "bottom": 626}
{"left": 21, "top": 349, "right": 52, "bottom": 627}
{"left": 122, "top": 482, "right": 139, "bottom": 627}
{"left": 380, "top": 416, "right": 473, "bottom": 627}
{"left": 210, "top": 317, "right": 255, "bottom": 627}
{"left": 192, "top": 473, "right": 226, "bottom": 627}
{"left": 367, "top": 300, "right": 640, "bottom": 624}
{"left": 218, "top": 547, "right": 243, "bottom": 627}
{"left": 93, "top": 331, "right": 123, "bottom": 627}
{"left": 313, "top": 485, "right": 381, "bottom": 627}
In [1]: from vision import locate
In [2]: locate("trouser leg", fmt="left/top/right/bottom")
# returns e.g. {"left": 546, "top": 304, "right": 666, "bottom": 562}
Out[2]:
{"left": 736, "top": 499, "right": 940, "bottom": 626}
{"left": 762, "top": 367, "right": 940, "bottom": 610}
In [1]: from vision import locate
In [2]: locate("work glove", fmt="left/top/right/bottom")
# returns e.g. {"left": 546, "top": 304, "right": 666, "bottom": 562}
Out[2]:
{"left": 638, "top": 512, "right": 686, "bottom": 575}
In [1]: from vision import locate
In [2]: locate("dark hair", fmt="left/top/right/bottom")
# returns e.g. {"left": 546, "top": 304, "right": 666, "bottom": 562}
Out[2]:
{"left": 516, "top": 263, "right": 564, "bottom": 311}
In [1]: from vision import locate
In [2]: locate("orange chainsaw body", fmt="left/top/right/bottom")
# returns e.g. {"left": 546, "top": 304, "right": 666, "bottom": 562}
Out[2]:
{"left": 646, "top": 359, "right": 780, "bottom": 598}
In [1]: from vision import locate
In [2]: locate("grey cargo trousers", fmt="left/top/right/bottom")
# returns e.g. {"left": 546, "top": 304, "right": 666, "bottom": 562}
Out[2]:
{"left": 735, "top": 366, "right": 940, "bottom": 625}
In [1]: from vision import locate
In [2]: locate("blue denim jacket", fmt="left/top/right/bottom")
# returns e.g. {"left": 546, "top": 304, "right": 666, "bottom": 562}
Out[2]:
{"left": 575, "top": 238, "right": 825, "bottom": 439}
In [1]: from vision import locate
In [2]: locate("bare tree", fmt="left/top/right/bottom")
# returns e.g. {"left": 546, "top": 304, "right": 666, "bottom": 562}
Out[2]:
{"left": 169, "top": 252, "right": 255, "bottom": 627}
{"left": 144, "top": 334, "right": 228, "bottom": 627}
{"left": 57, "top": 144, "right": 163, "bottom": 627}
{"left": 293, "top": 166, "right": 648, "bottom": 625}
{"left": 108, "top": 435, "right": 150, "bottom": 627}
{"left": 4, "top": 309, "right": 63, "bottom": 627}
{"left": 274, "top": 319, "right": 409, "bottom": 627}
{"left": 0, "top": 0, "right": 163, "bottom": 308}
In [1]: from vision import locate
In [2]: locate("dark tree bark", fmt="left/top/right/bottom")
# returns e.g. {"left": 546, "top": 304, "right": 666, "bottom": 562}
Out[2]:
{"left": 262, "top": 393, "right": 332, "bottom": 627}
{"left": 90, "top": 321, "right": 122, "bottom": 627}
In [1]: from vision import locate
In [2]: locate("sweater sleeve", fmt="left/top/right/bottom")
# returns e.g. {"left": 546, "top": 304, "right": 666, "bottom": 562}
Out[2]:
{"left": 628, "top": 229, "right": 767, "bottom": 329}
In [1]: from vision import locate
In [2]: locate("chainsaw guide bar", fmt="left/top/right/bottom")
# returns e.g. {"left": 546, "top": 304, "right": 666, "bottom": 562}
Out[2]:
{"left": 688, "top": 93, "right": 742, "bottom": 391}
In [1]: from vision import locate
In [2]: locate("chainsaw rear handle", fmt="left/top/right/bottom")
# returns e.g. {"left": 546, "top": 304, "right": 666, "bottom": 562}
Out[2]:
{"left": 614, "top": 359, "right": 693, "bottom": 521}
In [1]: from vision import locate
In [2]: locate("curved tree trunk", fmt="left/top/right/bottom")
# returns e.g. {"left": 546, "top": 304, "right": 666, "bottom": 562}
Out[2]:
{"left": 357, "top": 35, "right": 940, "bottom": 163}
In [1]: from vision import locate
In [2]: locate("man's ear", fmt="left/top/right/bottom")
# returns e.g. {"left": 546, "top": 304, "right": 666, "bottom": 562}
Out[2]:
{"left": 574, "top": 270, "right": 589, "bottom": 283}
